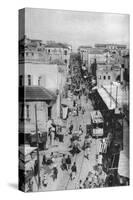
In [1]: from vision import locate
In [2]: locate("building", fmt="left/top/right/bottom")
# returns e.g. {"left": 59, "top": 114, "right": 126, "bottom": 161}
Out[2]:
{"left": 44, "top": 42, "right": 72, "bottom": 67}
{"left": 19, "top": 35, "right": 47, "bottom": 63}
{"left": 96, "top": 64, "right": 122, "bottom": 87}
{"left": 78, "top": 46, "right": 107, "bottom": 72}
{"left": 78, "top": 46, "right": 92, "bottom": 66}
{"left": 95, "top": 44, "right": 127, "bottom": 52}
{"left": 19, "top": 36, "right": 72, "bottom": 70}
{"left": 19, "top": 62, "right": 67, "bottom": 122}
{"left": 19, "top": 86, "right": 56, "bottom": 135}
{"left": 19, "top": 36, "right": 68, "bottom": 143}
{"left": 122, "top": 51, "right": 129, "bottom": 84}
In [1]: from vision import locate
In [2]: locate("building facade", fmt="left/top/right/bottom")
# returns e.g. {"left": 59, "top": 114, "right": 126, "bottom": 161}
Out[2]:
{"left": 19, "top": 36, "right": 72, "bottom": 69}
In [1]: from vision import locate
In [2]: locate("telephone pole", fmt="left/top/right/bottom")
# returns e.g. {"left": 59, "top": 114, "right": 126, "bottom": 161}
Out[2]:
{"left": 35, "top": 104, "right": 41, "bottom": 190}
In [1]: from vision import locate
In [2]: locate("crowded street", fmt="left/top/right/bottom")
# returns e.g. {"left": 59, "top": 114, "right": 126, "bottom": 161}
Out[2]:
{"left": 19, "top": 12, "right": 129, "bottom": 192}
{"left": 28, "top": 57, "right": 110, "bottom": 191}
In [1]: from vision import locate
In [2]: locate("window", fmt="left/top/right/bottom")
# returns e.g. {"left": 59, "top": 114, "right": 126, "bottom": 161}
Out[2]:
{"left": 103, "top": 76, "right": 106, "bottom": 80}
{"left": 26, "top": 52, "right": 29, "bottom": 56}
{"left": 64, "top": 59, "right": 67, "bottom": 64}
{"left": 19, "top": 75, "right": 23, "bottom": 86}
{"left": 20, "top": 103, "right": 24, "bottom": 120}
{"left": 48, "top": 49, "right": 50, "bottom": 53}
{"left": 48, "top": 106, "right": 52, "bottom": 118}
{"left": 21, "top": 53, "right": 24, "bottom": 57}
{"left": 64, "top": 50, "right": 67, "bottom": 55}
{"left": 108, "top": 76, "right": 111, "bottom": 80}
{"left": 31, "top": 52, "right": 34, "bottom": 56}
{"left": 26, "top": 105, "right": 30, "bottom": 119}
{"left": 28, "top": 75, "right": 31, "bottom": 86}
{"left": 38, "top": 76, "right": 41, "bottom": 86}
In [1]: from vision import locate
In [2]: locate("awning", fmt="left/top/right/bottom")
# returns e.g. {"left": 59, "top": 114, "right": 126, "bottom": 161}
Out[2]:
{"left": 19, "top": 145, "right": 37, "bottom": 156}
{"left": 92, "top": 86, "right": 98, "bottom": 90}
{"left": 118, "top": 150, "right": 129, "bottom": 178}
{"left": 97, "top": 88, "right": 116, "bottom": 110}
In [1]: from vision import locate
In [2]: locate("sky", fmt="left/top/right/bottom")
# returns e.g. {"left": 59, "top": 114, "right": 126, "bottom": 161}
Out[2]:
{"left": 19, "top": 8, "right": 129, "bottom": 51}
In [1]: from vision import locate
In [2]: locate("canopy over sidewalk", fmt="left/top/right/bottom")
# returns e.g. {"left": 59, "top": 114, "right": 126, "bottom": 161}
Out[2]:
{"left": 118, "top": 150, "right": 129, "bottom": 178}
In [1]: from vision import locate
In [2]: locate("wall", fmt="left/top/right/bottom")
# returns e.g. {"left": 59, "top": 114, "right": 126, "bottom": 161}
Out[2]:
{"left": 19, "top": 63, "right": 66, "bottom": 92}
{"left": 96, "top": 65, "right": 121, "bottom": 87}
{"left": 19, "top": 101, "right": 48, "bottom": 134}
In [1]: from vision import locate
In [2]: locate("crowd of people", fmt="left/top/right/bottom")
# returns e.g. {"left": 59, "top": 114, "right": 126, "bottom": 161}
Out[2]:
{"left": 78, "top": 166, "right": 107, "bottom": 189}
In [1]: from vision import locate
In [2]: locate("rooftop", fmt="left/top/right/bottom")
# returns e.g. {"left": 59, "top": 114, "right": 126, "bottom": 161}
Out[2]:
{"left": 19, "top": 86, "right": 56, "bottom": 101}
{"left": 44, "top": 43, "right": 69, "bottom": 49}
{"left": 89, "top": 48, "right": 104, "bottom": 54}
{"left": 78, "top": 45, "right": 92, "bottom": 49}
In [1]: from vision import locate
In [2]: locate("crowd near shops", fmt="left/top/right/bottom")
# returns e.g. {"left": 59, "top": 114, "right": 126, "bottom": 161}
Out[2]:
{"left": 19, "top": 38, "right": 129, "bottom": 192}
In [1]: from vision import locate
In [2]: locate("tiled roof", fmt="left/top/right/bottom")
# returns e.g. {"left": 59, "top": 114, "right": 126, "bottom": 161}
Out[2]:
{"left": 45, "top": 43, "right": 69, "bottom": 49}
{"left": 19, "top": 86, "right": 56, "bottom": 101}
{"left": 78, "top": 45, "right": 92, "bottom": 49}
{"left": 89, "top": 48, "right": 104, "bottom": 54}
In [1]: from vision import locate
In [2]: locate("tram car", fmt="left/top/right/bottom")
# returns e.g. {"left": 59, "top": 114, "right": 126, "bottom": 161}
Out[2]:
{"left": 90, "top": 110, "right": 104, "bottom": 138}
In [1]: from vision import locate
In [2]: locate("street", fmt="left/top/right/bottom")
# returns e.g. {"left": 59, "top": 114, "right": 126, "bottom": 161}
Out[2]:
{"left": 31, "top": 93, "right": 105, "bottom": 191}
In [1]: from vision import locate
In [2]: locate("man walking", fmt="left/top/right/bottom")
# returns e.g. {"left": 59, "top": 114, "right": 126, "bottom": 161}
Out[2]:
{"left": 70, "top": 162, "right": 77, "bottom": 180}
{"left": 66, "top": 155, "right": 71, "bottom": 170}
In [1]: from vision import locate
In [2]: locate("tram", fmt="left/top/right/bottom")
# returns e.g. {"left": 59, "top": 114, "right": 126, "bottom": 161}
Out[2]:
{"left": 90, "top": 110, "right": 104, "bottom": 138}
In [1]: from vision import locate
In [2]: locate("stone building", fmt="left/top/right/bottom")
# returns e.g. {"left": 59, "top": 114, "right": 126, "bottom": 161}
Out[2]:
{"left": 78, "top": 46, "right": 107, "bottom": 72}
{"left": 19, "top": 86, "right": 56, "bottom": 135}
{"left": 96, "top": 64, "right": 122, "bottom": 87}
{"left": 19, "top": 36, "right": 72, "bottom": 69}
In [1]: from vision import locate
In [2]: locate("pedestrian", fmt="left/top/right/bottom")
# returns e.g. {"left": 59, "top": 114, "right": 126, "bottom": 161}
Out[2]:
{"left": 50, "top": 152, "right": 55, "bottom": 163}
{"left": 66, "top": 155, "right": 71, "bottom": 170}
{"left": 52, "top": 165, "right": 58, "bottom": 181}
{"left": 79, "top": 125, "right": 83, "bottom": 135}
{"left": 70, "top": 162, "right": 77, "bottom": 180}
{"left": 50, "top": 126, "right": 55, "bottom": 146}
{"left": 68, "top": 122, "right": 73, "bottom": 135}
{"left": 82, "top": 107, "right": 85, "bottom": 115}
{"left": 28, "top": 179, "right": 33, "bottom": 192}
{"left": 84, "top": 145, "right": 90, "bottom": 160}
{"left": 73, "top": 100, "right": 76, "bottom": 107}
{"left": 83, "top": 177, "right": 89, "bottom": 188}
{"left": 42, "top": 175, "right": 48, "bottom": 187}
{"left": 78, "top": 180, "right": 83, "bottom": 189}
{"left": 61, "top": 154, "right": 67, "bottom": 171}
{"left": 98, "top": 152, "right": 103, "bottom": 165}
{"left": 42, "top": 154, "right": 47, "bottom": 166}
{"left": 34, "top": 160, "right": 38, "bottom": 177}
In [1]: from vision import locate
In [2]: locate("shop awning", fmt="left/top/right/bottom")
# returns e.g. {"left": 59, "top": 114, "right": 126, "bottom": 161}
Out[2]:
{"left": 118, "top": 150, "right": 129, "bottom": 178}
{"left": 19, "top": 145, "right": 37, "bottom": 156}
{"left": 97, "top": 87, "right": 116, "bottom": 110}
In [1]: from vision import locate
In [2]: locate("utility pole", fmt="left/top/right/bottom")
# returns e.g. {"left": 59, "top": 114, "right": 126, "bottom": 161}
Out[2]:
{"left": 110, "top": 82, "right": 112, "bottom": 108}
{"left": 35, "top": 104, "right": 41, "bottom": 190}
{"left": 116, "top": 85, "right": 118, "bottom": 108}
